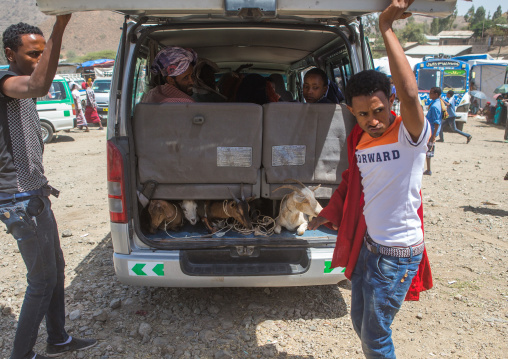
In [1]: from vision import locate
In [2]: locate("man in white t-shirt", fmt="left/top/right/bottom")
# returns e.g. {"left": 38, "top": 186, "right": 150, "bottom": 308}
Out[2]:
{"left": 308, "top": 0, "right": 431, "bottom": 357}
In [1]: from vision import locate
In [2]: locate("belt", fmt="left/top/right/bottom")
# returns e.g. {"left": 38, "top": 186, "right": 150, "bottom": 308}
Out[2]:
{"left": 364, "top": 233, "right": 424, "bottom": 258}
{"left": 0, "top": 185, "right": 59, "bottom": 203}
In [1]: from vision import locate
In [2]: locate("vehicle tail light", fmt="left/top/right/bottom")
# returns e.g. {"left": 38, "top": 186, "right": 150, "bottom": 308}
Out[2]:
{"left": 107, "top": 141, "right": 127, "bottom": 223}
{"left": 72, "top": 103, "right": 76, "bottom": 116}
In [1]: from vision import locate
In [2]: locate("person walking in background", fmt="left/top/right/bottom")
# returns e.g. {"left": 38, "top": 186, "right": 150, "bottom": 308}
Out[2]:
{"left": 0, "top": 17, "right": 97, "bottom": 358}
{"left": 84, "top": 78, "right": 103, "bottom": 130}
{"left": 308, "top": 0, "right": 432, "bottom": 357}
{"left": 71, "top": 83, "right": 89, "bottom": 132}
{"left": 424, "top": 87, "right": 442, "bottom": 176}
{"left": 438, "top": 90, "right": 472, "bottom": 143}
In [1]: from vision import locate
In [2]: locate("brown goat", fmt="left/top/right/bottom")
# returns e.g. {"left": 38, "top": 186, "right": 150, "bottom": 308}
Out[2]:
{"left": 198, "top": 186, "right": 255, "bottom": 233}
{"left": 147, "top": 200, "right": 184, "bottom": 234}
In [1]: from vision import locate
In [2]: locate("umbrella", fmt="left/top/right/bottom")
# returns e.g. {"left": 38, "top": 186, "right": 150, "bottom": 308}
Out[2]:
{"left": 494, "top": 84, "right": 508, "bottom": 94}
{"left": 493, "top": 93, "right": 502, "bottom": 100}
{"left": 470, "top": 90, "right": 487, "bottom": 99}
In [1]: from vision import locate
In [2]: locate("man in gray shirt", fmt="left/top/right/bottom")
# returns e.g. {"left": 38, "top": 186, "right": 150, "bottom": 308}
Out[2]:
{"left": 0, "top": 16, "right": 97, "bottom": 359}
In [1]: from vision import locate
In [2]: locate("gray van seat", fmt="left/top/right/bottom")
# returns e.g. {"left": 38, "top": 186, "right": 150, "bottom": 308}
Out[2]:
{"left": 133, "top": 103, "right": 262, "bottom": 200}
{"left": 261, "top": 102, "right": 356, "bottom": 199}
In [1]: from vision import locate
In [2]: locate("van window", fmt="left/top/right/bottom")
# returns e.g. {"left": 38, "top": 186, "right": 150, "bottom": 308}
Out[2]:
{"left": 39, "top": 81, "right": 67, "bottom": 101}
{"left": 132, "top": 56, "right": 148, "bottom": 113}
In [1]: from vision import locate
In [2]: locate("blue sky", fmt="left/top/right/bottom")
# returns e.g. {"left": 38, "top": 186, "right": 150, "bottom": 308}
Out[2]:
{"left": 456, "top": 0, "right": 505, "bottom": 16}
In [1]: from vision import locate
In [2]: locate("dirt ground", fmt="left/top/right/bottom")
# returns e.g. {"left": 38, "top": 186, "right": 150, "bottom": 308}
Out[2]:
{"left": 0, "top": 115, "right": 507, "bottom": 359}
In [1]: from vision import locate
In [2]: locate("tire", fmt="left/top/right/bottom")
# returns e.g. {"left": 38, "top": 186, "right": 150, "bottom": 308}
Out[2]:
{"left": 456, "top": 121, "right": 464, "bottom": 131}
{"left": 41, "top": 122, "right": 54, "bottom": 143}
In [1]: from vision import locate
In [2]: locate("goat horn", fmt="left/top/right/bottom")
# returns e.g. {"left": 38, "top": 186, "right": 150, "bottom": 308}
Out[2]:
{"left": 285, "top": 178, "right": 307, "bottom": 189}
{"left": 240, "top": 183, "right": 246, "bottom": 201}
{"left": 227, "top": 187, "right": 240, "bottom": 203}
{"left": 311, "top": 184, "right": 322, "bottom": 191}
{"left": 272, "top": 185, "right": 304, "bottom": 196}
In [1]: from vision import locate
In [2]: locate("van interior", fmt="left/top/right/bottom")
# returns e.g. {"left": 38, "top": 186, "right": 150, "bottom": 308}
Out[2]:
{"left": 127, "top": 22, "right": 362, "bottom": 245}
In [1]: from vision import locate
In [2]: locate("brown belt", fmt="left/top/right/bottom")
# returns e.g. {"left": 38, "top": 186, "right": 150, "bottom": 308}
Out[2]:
{"left": 364, "top": 233, "right": 424, "bottom": 258}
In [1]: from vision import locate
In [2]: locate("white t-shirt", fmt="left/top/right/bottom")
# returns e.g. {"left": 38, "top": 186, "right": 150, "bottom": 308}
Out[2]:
{"left": 72, "top": 89, "right": 82, "bottom": 110}
{"left": 356, "top": 116, "right": 431, "bottom": 247}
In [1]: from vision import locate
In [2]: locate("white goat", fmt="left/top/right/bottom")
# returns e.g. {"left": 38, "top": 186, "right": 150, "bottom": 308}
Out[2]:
{"left": 273, "top": 179, "right": 323, "bottom": 236}
{"left": 180, "top": 200, "right": 198, "bottom": 225}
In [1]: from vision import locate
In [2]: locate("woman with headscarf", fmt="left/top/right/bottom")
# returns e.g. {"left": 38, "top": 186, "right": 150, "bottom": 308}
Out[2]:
{"left": 84, "top": 78, "right": 104, "bottom": 130}
{"left": 142, "top": 46, "right": 198, "bottom": 103}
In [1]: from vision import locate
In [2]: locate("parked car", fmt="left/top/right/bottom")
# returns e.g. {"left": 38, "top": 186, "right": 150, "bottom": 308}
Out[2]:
{"left": 37, "top": 76, "right": 76, "bottom": 143}
{"left": 38, "top": 0, "right": 457, "bottom": 288}
{"left": 92, "top": 77, "right": 112, "bottom": 125}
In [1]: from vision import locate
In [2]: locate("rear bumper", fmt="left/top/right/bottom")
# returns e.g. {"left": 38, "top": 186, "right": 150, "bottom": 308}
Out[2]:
{"left": 113, "top": 248, "right": 345, "bottom": 287}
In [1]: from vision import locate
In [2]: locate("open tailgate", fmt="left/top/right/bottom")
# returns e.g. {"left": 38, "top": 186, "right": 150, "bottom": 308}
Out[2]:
{"left": 37, "top": 0, "right": 457, "bottom": 18}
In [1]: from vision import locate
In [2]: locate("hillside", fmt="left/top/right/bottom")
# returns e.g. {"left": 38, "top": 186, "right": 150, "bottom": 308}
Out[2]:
{"left": 0, "top": 0, "right": 123, "bottom": 64}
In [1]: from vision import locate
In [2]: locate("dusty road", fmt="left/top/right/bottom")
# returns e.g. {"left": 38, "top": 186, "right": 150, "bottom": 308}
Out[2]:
{"left": 0, "top": 116, "right": 507, "bottom": 359}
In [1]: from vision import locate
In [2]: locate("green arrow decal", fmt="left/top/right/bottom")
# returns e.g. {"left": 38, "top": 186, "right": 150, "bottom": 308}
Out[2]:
{"left": 324, "top": 260, "right": 333, "bottom": 273}
{"left": 131, "top": 263, "right": 147, "bottom": 276}
{"left": 152, "top": 264, "right": 164, "bottom": 276}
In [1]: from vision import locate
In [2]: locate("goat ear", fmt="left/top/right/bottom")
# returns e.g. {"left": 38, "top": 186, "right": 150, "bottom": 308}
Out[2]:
{"left": 246, "top": 196, "right": 256, "bottom": 202}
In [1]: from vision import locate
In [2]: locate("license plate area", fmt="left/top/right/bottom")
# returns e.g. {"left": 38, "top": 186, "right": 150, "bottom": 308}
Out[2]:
{"left": 180, "top": 247, "right": 310, "bottom": 276}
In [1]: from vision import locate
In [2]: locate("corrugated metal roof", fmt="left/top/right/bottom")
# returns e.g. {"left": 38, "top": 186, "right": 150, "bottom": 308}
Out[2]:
{"left": 437, "top": 30, "right": 474, "bottom": 38}
{"left": 405, "top": 45, "right": 472, "bottom": 56}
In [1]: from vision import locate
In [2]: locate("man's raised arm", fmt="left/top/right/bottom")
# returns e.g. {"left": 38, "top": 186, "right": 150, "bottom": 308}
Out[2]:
{"left": 379, "top": 0, "right": 424, "bottom": 142}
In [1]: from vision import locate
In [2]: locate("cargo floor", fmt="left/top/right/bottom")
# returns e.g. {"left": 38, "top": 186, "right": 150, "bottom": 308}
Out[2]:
{"left": 144, "top": 221, "right": 338, "bottom": 241}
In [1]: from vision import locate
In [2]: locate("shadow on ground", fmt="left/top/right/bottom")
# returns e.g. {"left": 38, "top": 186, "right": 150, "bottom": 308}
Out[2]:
{"left": 48, "top": 135, "right": 75, "bottom": 143}
{"left": 461, "top": 205, "right": 508, "bottom": 217}
{"left": 47, "top": 234, "right": 349, "bottom": 358}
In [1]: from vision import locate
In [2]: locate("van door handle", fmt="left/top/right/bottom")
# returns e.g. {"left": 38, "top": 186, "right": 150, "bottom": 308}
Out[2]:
{"left": 192, "top": 116, "right": 205, "bottom": 125}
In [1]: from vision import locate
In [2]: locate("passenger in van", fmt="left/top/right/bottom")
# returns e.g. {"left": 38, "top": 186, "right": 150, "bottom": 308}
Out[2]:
{"left": 266, "top": 77, "right": 281, "bottom": 102}
{"left": 308, "top": 1, "right": 432, "bottom": 357}
{"left": 235, "top": 73, "right": 270, "bottom": 105}
{"left": 192, "top": 58, "right": 226, "bottom": 102}
{"left": 302, "top": 68, "right": 344, "bottom": 104}
{"left": 142, "top": 46, "right": 197, "bottom": 103}
{"left": 268, "top": 73, "right": 293, "bottom": 101}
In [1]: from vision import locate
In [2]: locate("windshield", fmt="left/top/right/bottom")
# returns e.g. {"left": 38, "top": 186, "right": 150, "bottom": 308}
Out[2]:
{"left": 443, "top": 69, "right": 467, "bottom": 93}
{"left": 93, "top": 80, "right": 111, "bottom": 93}
{"left": 417, "top": 69, "right": 441, "bottom": 92}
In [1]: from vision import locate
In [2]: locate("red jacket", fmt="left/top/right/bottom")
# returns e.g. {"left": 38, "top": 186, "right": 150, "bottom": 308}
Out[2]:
{"left": 319, "top": 122, "right": 433, "bottom": 301}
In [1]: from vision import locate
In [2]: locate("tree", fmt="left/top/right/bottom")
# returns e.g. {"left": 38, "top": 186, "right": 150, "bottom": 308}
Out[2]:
{"left": 464, "top": 5, "right": 474, "bottom": 22}
{"left": 492, "top": 6, "right": 503, "bottom": 21}
{"left": 78, "top": 50, "right": 117, "bottom": 63}
{"left": 397, "top": 21, "right": 426, "bottom": 44}
{"left": 430, "top": 10, "right": 457, "bottom": 35}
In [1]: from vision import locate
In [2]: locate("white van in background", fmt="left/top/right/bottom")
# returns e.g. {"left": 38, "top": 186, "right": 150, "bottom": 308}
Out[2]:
{"left": 37, "top": 75, "right": 75, "bottom": 143}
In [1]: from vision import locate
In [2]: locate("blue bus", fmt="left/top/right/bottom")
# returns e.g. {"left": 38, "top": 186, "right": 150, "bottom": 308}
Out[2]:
{"left": 414, "top": 58, "right": 470, "bottom": 130}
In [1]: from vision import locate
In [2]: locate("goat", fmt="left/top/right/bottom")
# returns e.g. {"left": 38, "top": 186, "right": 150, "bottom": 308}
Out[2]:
{"left": 147, "top": 200, "right": 184, "bottom": 234}
{"left": 198, "top": 186, "right": 255, "bottom": 233}
{"left": 180, "top": 200, "right": 199, "bottom": 225}
{"left": 273, "top": 179, "right": 323, "bottom": 236}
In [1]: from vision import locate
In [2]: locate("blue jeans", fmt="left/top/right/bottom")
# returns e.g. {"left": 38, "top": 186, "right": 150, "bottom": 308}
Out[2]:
{"left": 0, "top": 196, "right": 68, "bottom": 359}
{"left": 351, "top": 243, "right": 422, "bottom": 359}
{"left": 439, "top": 116, "right": 470, "bottom": 140}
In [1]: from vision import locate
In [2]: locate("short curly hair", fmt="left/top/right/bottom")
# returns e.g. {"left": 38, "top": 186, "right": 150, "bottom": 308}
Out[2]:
{"left": 345, "top": 70, "right": 391, "bottom": 106}
{"left": 2, "top": 22, "right": 43, "bottom": 52}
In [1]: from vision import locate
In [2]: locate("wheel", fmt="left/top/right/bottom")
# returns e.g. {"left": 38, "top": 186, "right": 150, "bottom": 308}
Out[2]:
{"left": 456, "top": 121, "right": 464, "bottom": 131}
{"left": 41, "top": 122, "right": 54, "bottom": 143}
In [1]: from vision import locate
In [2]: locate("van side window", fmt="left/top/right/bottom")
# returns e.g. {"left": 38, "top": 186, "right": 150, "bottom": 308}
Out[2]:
{"left": 333, "top": 57, "right": 352, "bottom": 95}
{"left": 132, "top": 56, "right": 148, "bottom": 113}
{"left": 39, "top": 81, "right": 66, "bottom": 101}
